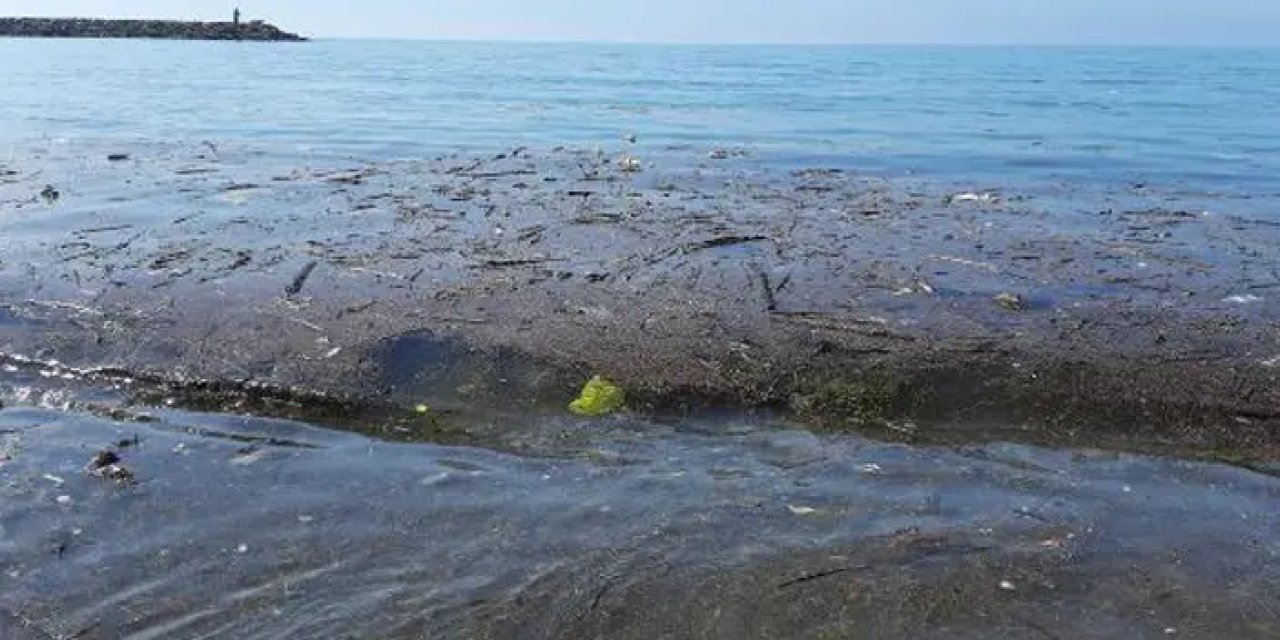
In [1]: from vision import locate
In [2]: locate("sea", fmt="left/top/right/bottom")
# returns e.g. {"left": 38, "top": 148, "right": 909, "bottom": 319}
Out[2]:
{"left": 2, "top": 39, "right": 1279, "bottom": 193}
{"left": 2, "top": 38, "right": 1279, "bottom": 639}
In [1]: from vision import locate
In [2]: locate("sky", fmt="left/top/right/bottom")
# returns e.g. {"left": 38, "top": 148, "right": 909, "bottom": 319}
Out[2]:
{"left": 1, "top": 0, "right": 1277, "bottom": 45}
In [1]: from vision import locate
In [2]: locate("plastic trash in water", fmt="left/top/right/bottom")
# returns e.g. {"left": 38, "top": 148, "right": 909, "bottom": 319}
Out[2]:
{"left": 994, "top": 292, "right": 1028, "bottom": 311}
{"left": 569, "top": 376, "right": 626, "bottom": 417}
{"left": 1222, "top": 294, "right": 1262, "bottom": 304}
{"left": 946, "top": 191, "right": 997, "bottom": 204}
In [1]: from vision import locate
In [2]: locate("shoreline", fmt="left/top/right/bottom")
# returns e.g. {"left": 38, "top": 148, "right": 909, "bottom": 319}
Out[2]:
{"left": 0, "top": 17, "right": 306, "bottom": 41}
{"left": 1, "top": 145, "right": 1276, "bottom": 460}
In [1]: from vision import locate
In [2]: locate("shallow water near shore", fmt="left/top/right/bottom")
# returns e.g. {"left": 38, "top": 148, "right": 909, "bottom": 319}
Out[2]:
{"left": 1, "top": 400, "right": 1278, "bottom": 639}
{"left": 1, "top": 336, "right": 1279, "bottom": 638}
{"left": 1, "top": 137, "right": 1278, "bottom": 637}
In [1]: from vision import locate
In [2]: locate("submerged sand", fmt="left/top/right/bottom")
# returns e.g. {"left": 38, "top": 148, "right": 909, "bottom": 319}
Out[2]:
{"left": 1, "top": 144, "right": 1277, "bottom": 458}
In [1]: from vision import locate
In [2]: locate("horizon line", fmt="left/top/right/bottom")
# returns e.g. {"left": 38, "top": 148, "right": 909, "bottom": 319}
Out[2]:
{"left": 286, "top": 35, "right": 1280, "bottom": 49}
{"left": 1, "top": 16, "right": 1276, "bottom": 48}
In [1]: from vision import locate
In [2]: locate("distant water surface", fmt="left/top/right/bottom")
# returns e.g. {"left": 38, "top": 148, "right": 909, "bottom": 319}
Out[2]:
{"left": 1, "top": 39, "right": 1279, "bottom": 192}
{"left": 3, "top": 38, "right": 1280, "bottom": 639}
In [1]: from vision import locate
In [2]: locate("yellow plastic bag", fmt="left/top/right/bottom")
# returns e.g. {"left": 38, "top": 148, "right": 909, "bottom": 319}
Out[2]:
{"left": 569, "top": 376, "right": 625, "bottom": 417}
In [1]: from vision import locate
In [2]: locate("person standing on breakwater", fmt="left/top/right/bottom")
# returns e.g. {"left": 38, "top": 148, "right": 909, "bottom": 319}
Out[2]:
{"left": 233, "top": 7, "right": 241, "bottom": 28}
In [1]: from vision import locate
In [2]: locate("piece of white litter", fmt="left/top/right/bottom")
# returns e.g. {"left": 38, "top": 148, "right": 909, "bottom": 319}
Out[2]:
{"left": 42, "top": 474, "right": 66, "bottom": 486}
{"left": 55, "top": 495, "right": 72, "bottom": 505}
{"left": 787, "top": 505, "right": 819, "bottom": 516}
{"left": 1123, "top": 485, "right": 1133, "bottom": 494}
{"left": 858, "top": 463, "right": 884, "bottom": 475}
{"left": 1261, "top": 356, "right": 1280, "bottom": 368}
{"left": 231, "top": 449, "right": 264, "bottom": 466}
{"left": 236, "top": 543, "right": 249, "bottom": 554}
{"left": 948, "top": 192, "right": 996, "bottom": 204}
{"left": 1223, "top": 294, "right": 1262, "bottom": 304}
{"left": 298, "top": 515, "right": 314, "bottom": 523}
{"left": 420, "top": 472, "right": 452, "bottom": 486}
{"left": 219, "top": 191, "right": 252, "bottom": 206}
{"left": 929, "top": 254, "right": 999, "bottom": 273}
{"left": 999, "top": 580, "right": 1017, "bottom": 591}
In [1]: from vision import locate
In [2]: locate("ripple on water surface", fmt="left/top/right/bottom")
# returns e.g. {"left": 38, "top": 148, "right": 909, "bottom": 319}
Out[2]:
{"left": 0, "top": 405, "right": 1276, "bottom": 639}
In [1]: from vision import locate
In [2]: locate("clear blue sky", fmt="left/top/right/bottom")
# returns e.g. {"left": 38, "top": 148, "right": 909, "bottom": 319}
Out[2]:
{"left": 2, "top": 0, "right": 1277, "bottom": 45}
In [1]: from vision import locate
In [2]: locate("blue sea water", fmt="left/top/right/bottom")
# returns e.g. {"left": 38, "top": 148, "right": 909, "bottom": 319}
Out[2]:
{"left": 5, "top": 38, "right": 1280, "bottom": 639}
{"left": 2, "top": 38, "right": 1279, "bottom": 191}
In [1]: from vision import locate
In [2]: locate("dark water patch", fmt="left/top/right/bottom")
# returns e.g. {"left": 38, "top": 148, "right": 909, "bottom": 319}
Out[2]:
{"left": 0, "top": 307, "right": 21, "bottom": 326}
{"left": 370, "top": 330, "right": 576, "bottom": 410}
{"left": 929, "top": 286, "right": 1056, "bottom": 311}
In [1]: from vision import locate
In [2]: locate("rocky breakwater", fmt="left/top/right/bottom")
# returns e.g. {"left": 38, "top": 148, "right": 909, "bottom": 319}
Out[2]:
{"left": 0, "top": 17, "right": 306, "bottom": 41}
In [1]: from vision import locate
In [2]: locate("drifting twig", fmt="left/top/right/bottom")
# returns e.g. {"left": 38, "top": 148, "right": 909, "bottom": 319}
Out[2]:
{"left": 284, "top": 261, "right": 318, "bottom": 296}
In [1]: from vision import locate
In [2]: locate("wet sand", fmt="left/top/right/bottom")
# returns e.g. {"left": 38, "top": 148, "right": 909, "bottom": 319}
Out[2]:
{"left": 2, "top": 143, "right": 1279, "bottom": 638}
{"left": 1, "top": 143, "right": 1276, "bottom": 458}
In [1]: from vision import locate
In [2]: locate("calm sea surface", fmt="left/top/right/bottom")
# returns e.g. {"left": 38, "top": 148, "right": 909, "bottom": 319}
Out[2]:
{"left": 2, "top": 39, "right": 1279, "bottom": 191}
{"left": 3, "top": 38, "right": 1280, "bottom": 639}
